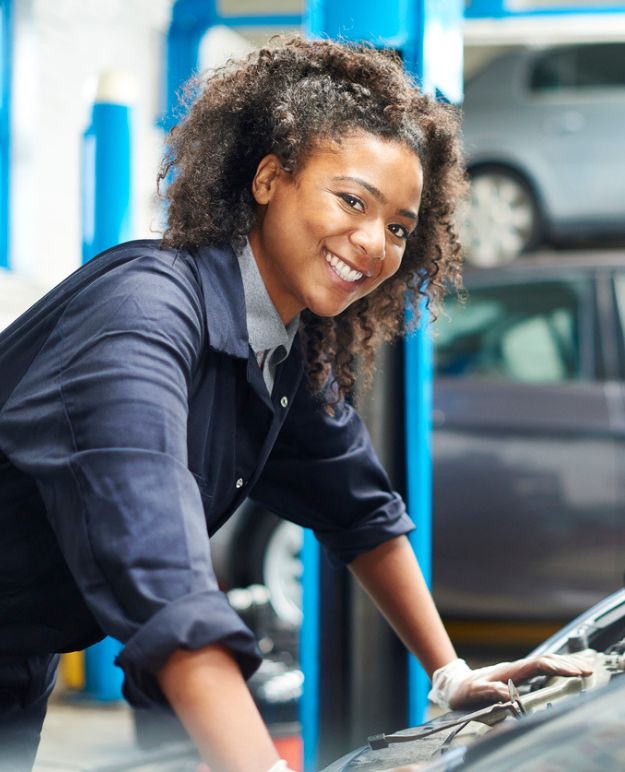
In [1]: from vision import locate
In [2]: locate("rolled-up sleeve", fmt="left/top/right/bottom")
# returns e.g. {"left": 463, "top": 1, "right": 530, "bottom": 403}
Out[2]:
{"left": 0, "top": 256, "right": 260, "bottom": 706}
{"left": 252, "top": 377, "right": 415, "bottom": 566}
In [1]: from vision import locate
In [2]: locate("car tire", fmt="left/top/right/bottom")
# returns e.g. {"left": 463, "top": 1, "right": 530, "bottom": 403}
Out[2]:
{"left": 233, "top": 510, "right": 303, "bottom": 627}
{"left": 460, "top": 165, "right": 542, "bottom": 267}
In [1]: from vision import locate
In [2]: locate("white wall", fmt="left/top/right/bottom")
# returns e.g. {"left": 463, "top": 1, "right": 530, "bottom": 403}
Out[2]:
{"left": 2, "top": 0, "right": 305, "bottom": 327}
{"left": 9, "top": 0, "right": 172, "bottom": 290}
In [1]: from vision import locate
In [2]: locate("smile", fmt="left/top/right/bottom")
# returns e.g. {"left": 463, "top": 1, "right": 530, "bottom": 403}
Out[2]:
{"left": 324, "top": 251, "right": 364, "bottom": 283}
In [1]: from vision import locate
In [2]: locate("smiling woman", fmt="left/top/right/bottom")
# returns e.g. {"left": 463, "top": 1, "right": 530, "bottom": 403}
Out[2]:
{"left": 1, "top": 35, "right": 572, "bottom": 772}
{"left": 160, "top": 36, "right": 466, "bottom": 402}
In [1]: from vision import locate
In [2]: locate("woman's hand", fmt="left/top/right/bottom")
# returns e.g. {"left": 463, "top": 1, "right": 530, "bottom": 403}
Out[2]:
{"left": 430, "top": 653, "right": 594, "bottom": 710}
{"left": 350, "top": 537, "right": 594, "bottom": 713}
{"left": 197, "top": 761, "right": 297, "bottom": 772}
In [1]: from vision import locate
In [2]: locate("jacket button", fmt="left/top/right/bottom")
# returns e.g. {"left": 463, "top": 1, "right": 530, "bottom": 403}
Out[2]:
{"left": 280, "top": 396, "right": 288, "bottom": 408}
{"left": 235, "top": 478, "right": 244, "bottom": 489}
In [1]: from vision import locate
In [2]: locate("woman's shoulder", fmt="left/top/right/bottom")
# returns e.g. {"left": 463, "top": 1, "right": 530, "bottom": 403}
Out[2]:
{"left": 79, "top": 239, "right": 202, "bottom": 303}
{"left": 95, "top": 239, "right": 202, "bottom": 292}
{"left": 60, "top": 241, "right": 207, "bottom": 344}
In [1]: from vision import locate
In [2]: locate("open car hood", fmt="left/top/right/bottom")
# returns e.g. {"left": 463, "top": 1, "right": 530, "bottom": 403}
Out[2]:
{"left": 323, "top": 589, "right": 625, "bottom": 771}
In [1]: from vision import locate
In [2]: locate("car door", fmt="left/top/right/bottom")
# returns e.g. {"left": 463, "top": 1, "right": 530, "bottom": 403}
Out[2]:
{"left": 431, "top": 267, "right": 623, "bottom": 622}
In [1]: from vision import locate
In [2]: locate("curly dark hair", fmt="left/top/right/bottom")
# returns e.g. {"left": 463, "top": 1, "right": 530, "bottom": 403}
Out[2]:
{"left": 159, "top": 35, "right": 466, "bottom": 401}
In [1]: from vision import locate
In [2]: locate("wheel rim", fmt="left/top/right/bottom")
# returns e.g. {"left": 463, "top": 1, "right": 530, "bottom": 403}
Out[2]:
{"left": 263, "top": 521, "right": 303, "bottom": 626}
{"left": 460, "top": 172, "right": 537, "bottom": 267}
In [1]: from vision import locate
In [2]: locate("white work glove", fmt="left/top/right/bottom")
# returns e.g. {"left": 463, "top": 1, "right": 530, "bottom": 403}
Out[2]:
{"left": 428, "top": 653, "right": 594, "bottom": 711}
{"left": 198, "top": 761, "right": 297, "bottom": 772}
{"left": 267, "top": 761, "right": 298, "bottom": 772}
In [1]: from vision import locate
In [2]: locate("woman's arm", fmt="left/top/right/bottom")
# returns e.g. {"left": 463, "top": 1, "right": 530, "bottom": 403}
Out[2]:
{"left": 349, "top": 534, "right": 456, "bottom": 677}
{"left": 157, "top": 644, "right": 280, "bottom": 772}
{"left": 349, "top": 535, "right": 592, "bottom": 707}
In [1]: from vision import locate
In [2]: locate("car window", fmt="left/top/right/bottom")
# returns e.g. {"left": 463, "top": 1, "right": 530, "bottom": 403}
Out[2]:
{"left": 435, "top": 279, "right": 587, "bottom": 383}
{"left": 530, "top": 43, "right": 625, "bottom": 92}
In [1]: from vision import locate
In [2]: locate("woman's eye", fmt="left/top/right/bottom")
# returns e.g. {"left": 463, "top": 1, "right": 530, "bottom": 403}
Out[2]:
{"left": 338, "top": 193, "right": 365, "bottom": 212}
{"left": 389, "top": 223, "right": 410, "bottom": 240}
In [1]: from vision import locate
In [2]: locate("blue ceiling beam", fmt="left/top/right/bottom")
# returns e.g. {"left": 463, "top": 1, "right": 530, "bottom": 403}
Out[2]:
{"left": 0, "top": 0, "right": 12, "bottom": 268}
{"left": 466, "top": 0, "right": 625, "bottom": 18}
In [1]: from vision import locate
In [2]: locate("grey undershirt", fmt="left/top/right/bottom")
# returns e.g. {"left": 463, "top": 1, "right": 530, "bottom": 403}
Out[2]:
{"left": 237, "top": 239, "right": 300, "bottom": 394}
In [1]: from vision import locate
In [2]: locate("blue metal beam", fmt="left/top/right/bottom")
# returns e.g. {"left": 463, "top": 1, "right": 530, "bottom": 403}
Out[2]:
{"left": 164, "top": 0, "right": 219, "bottom": 130}
{"left": 405, "top": 0, "right": 463, "bottom": 728}
{"left": 81, "top": 95, "right": 133, "bottom": 265}
{"left": 466, "top": 0, "right": 625, "bottom": 18}
{"left": 306, "top": 0, "right": 417, "bottom": 49}
{"left": 0, "top": 0, "right": 12, "bottom": 268}
{"left": 80, "top": 76, "right": 134, "bottom": 700}
{"left": 164, "top": 1, "right": 303, "bottom": 131}
{"left": 307, "top": 0, "right": 421, "bottom": 85}
{"left": 300, "top": 529, "right": 320, "bottom": 772}
{"left": 404, "top": 301, "right": 433, "bottom": 726}
{"left": 213, "top": 14, "right": 302, "bottom": 27}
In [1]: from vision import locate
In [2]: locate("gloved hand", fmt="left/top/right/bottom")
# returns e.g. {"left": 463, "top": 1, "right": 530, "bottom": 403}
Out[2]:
{"left": 267, "top": 762, "right": 298, "bottom": 772}
{"left": 198, "top": 761, "right": 297, "bottom": 772}
{"left": 428, "top": 653, "right": 594, "bottom": 711}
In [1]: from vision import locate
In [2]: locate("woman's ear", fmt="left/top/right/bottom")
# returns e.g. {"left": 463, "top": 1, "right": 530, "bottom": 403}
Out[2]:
{"left": 251, "top": 154, "right": 285, "bottom": 205}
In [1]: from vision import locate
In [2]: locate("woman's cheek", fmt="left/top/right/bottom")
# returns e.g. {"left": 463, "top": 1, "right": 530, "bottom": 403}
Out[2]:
{"left": 382, "top": 252, "right": 403, "bottom": 282}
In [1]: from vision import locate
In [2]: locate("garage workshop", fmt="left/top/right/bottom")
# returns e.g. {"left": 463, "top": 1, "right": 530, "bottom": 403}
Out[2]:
{"left": 1, "top": 1, "right": 625, "bottom": 770}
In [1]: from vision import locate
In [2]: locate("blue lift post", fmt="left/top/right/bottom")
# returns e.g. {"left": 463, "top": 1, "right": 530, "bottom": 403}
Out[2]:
{"left": 80, "top": 72, "right": 134, "bottom": 700}
{"left": 405, "top": 1, "right": 463, "bottom": 729}
{"left": 81, "top": 74, "right": 133, "bottom": 265}
{"left": 0, "top": 0, "right": 12, "bottom": 268}
{"left": 300, "top": 529, "right": 320, "bottom": 770}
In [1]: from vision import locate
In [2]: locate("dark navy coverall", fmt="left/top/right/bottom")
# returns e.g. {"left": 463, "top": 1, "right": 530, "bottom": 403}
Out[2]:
{"left": 0, "top": 240, "right": 414, "bottom": 766}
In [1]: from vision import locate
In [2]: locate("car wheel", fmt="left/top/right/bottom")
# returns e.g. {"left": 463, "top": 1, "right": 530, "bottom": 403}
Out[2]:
{"left": 460, "top": 166, "right": 542, "bottom": 267}
{"left": 235, "top": 511, "right": 304, "bottom": 627}
{"left": 262, "top": 519, "right": 303, "bottom": 627}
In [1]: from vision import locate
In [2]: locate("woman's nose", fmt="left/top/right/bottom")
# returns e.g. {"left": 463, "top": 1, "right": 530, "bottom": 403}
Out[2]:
{"left": 350, "top": 220, "right": 386, "bottom": 269}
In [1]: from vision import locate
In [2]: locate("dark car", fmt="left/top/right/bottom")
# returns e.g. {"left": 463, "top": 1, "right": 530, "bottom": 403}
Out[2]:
{"left": 322, "top": 587, "right": 625, "bottom": 771}
{"left": 432, "top": 251, "right": 625, "bottom": 625}
{"left": 214, "top": 252, "right": 625, "bottom": 630}
{"left": 460, "top": 42, "right": 625, "bottom": 266}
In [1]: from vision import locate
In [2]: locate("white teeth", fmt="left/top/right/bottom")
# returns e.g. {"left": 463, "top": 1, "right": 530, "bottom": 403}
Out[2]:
{"left": 324, "top": 251, "right": 363, "bottom": 282}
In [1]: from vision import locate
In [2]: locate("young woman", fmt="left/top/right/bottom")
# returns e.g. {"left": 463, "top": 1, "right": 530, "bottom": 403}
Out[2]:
{"left": 0, "top": 37, "right": 590, "bottom": 771}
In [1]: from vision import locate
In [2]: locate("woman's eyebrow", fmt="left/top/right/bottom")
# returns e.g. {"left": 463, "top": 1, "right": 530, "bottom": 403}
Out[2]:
{"left": 332, "top": 175, "right": 419, "bottom": 221}
{"left": 333, "top": 175, "right": 386, "bottom": 202}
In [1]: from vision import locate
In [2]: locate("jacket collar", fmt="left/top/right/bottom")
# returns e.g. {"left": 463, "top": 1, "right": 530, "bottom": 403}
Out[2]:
{"left": 193, "top": 243, "right": 250, "bottom": 359}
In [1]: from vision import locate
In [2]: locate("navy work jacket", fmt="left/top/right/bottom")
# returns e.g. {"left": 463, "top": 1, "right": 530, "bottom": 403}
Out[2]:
{"left": 0, "top": 240, "right": 414, "bottom": 706}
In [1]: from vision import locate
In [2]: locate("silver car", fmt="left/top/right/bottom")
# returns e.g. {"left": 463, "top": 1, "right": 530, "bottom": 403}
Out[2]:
{"left": 461, "top": 42, "right": 625, "bottom": 266}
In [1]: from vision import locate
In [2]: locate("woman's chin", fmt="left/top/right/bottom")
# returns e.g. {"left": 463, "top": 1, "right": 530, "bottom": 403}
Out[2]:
{"left": 304, "top": 290, "right": 357, "bottom": 318}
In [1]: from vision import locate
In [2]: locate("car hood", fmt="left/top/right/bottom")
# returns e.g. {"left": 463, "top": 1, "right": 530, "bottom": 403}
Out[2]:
{"left": 322, "top": 589, "right": 625, "bottom": 771}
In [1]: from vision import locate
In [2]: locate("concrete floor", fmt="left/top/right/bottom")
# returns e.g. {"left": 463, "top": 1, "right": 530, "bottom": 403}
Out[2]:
{"left": 34, "top": 690, "right": 198, "bottom": 772}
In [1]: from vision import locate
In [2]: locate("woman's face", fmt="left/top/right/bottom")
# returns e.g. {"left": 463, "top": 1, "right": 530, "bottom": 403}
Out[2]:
{"left": 248, "top": 132, "right": 423, "bottom": 324}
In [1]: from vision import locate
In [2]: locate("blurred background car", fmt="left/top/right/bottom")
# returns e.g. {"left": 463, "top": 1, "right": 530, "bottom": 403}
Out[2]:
{"left": 432, "top": 251, "right": 625, "bottom": 629}
{"left": 214, "top": 251, "right": 625, "bottom": 638}
{"left": 460, "top": 42, "right": 625, "bottom": 266}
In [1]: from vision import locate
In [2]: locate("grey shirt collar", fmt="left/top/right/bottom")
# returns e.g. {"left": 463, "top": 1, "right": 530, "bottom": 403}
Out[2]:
{"left": 237, "top": 239, "right": 300, "bottom": 391}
